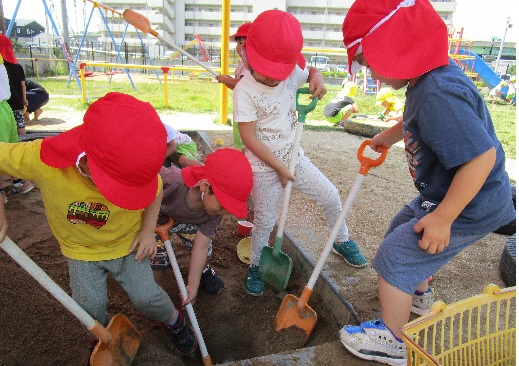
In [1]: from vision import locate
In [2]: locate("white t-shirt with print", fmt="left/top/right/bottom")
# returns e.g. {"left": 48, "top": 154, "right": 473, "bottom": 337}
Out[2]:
{"left": 233, "top": 66, "right": 309, "bottom": 172}
{"left": 162, "top": 120, "right": 193, "bottom": 145}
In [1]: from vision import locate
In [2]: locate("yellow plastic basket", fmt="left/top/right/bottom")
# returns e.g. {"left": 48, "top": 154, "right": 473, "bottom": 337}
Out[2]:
{"left": 402, "top": 284, "right": 516, "bottom": 366}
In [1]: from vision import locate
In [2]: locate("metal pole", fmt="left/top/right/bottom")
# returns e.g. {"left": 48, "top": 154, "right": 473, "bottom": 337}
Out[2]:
{"left": 494, "top": 17, "right": 511, "bottom": 73}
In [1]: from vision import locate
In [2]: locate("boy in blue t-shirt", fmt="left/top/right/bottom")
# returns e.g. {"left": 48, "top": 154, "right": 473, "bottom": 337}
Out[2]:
{"left": 339, "top": 0, "right": 516, "bottom": 365}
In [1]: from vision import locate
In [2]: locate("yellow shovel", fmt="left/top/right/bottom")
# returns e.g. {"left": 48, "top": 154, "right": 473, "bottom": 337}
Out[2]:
{"left": 274, "top": 140, "right": 388, "bottom": 345}
{"left": 0, "top": 236, "right": 141, "bottom": 365}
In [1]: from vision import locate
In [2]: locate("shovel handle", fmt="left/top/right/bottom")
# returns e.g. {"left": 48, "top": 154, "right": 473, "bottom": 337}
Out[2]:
{"left": 123, "top": 9, "right": 218, "bottom": 77}
{"left": 0, "top": 236, "right": 112, "bottom": 344}
{"left": 155, "top": 217, "right": 213, "bottom": 365}
{"left": 357, "top": 140, "right": 388, "bottom": 175}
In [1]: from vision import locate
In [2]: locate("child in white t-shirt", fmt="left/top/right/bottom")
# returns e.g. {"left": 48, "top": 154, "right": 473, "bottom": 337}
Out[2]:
{"left": 233, "top": 10, "right": 368, "bottom": 297}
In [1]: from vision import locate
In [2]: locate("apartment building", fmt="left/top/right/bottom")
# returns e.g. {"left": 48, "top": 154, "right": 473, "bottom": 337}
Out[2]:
{"left": 101, "top": 0, "right": 456, "bottom": 57}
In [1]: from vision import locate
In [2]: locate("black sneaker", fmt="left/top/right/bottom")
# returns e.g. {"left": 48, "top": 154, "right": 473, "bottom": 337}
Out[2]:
{"left": 200, "top": 265, "right": 224, "bottom": 295}
{"left": 163, "top": 311, "right": 197, "bottom": 356}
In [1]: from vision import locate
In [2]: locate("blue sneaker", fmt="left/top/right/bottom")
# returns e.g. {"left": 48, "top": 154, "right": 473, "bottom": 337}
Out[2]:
{"left": 333, "top": 240, "right": 368, "bottom": 267}
{"left": 246, "top": 265, "right": 265, "bottom": 296}
{"left": 339, "top": 318, "right": 406, "bottom": 366}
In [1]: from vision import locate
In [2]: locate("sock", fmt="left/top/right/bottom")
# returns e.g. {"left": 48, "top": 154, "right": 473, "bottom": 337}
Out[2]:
{"left": 165, "top": 309, "right": 181, "bottom": 328}
{"left": 415, "top": 287, "right": 431, "bottom": 296}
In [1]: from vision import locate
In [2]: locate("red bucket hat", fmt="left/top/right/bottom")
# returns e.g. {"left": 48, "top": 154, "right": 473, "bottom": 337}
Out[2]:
{"left": 0, "top": 35, "right": 17, "bottom": 64}
{"left": 342, "top": 0, "right": 449, "bottom": 79}
{"left": 182, "top": 148, "right": 253, "bottom": 218}
{"left": 230, "top": 22, "right": 252, "bottom": 41}
{"left": 245, "top": 10, "right": 306, "bottom": 80}
{"left": 40, "top": 92, "right": 167, "bottom": 210}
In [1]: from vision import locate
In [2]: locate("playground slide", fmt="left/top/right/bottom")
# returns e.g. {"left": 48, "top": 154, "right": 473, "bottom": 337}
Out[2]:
{"left": 458, "top": 49, "right": 501, "bottom": 88}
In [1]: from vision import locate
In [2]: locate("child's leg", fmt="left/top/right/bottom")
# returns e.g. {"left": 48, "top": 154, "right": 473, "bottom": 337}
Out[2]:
{"left": 294, "top": 156, "right": 367, "bottom": 267}
{"left": 67, "top": 258, "right": 111, "bottom": 326}
{"left": 109, "top": 254, "right": 197, "bottom": 355}
{"left": 246, "top": 171, "right": 284, "bottom": 296}
{"left": 250, "top": 171, "right": 284, "bottom": 265}
{"left": 293, "top": 156, "right": 348, "bottom": 239}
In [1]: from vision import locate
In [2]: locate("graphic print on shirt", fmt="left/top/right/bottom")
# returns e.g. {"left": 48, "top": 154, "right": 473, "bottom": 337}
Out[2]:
{"left": 67, "top": 202, "right": 110, "bottom": 228}
{"left": 404, "top": 130, "right": 427, "bottom": 189}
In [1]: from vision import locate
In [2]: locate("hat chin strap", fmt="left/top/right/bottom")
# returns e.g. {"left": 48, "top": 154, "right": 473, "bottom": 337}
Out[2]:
{"left": 345, "top": 0, "right": 416, "bottom": 50}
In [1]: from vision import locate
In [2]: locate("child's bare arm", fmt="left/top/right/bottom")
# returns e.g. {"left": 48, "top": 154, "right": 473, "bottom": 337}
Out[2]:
{"left": 307, "top": 66, "right": 327, "bottom": 100}
{"left": 370, "top": 121, "right": 404, "bottom": 151}
{"left": 21, "top": 81, "right": 27, "bottom": 107}
{"left": 0, "top": 199, "right": 7, "bottom": 243}
{"left": 183, "top": 231, "right": 212, "bottom": 305}
{"left": 216, "top": 75, "right": 240, "bottom": 90}
{"left": 166, "top": 140, "right": 177, "bottom": 159}
{"left": 414, "top": 147, "right": 496, "bottom": 254}
{"left": 131, "top": 187, "right": 163, "bottom": 261}
{"left": 239, "top": 121, "right": 295, "bottom": 186}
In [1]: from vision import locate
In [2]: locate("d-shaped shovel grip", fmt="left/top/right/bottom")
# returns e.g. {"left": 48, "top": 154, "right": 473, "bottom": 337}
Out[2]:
{"left": 296, "top": 87, "right": 319, "bottom": 122}
{"left": 357, "top": 140, "right": 388, "bottom": 175}
{"left": 154, "top": 217, "right": 174, "bottom": 243}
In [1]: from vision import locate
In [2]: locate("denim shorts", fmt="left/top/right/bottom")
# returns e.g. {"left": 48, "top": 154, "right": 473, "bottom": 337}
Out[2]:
{"left": 373, "top": 196, "right": 486, "bottom": 295}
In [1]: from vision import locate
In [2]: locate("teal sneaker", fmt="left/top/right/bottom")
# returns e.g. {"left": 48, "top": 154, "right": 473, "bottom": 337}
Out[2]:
{"left": 246, "top": 265, "right": 265, "bottom": 296}
{"left": 333, "top": 240, "right": 368, "bottom": 268}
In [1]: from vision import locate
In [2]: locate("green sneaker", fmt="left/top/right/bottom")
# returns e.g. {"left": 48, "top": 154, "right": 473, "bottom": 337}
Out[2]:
{"left": 333, "top": 240, "right": 368, "bottom": 268}
{"left": 246, "top": 265, "right": 265, "bottom": 296}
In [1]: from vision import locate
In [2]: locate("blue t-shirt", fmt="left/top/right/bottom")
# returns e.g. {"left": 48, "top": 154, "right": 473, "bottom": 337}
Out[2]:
{"left": 403, "top": 58, "right": 515, "bottom": 234}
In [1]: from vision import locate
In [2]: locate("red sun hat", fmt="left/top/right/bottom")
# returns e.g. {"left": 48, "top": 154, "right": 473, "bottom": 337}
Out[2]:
{"left": 0, "top": 35, "right": 17, "bottom": 64}
{"left": 40, "top": 92, "right": 167, "bottom": 210}
{"left": 342, "top": 0, "right": 449, "bottom": 79}
{"left": 182, "top": 148, "right": 253, "bottom": 218}
{"left": 245, "top": 10, "right": 305, "bottom": 81}
{"left": 230, "top": 22, "right": 252, "bottom": 41}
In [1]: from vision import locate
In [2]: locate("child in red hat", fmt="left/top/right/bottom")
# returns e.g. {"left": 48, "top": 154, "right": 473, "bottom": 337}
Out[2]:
{"left": 216, "top": 22, "right": 252, "bottom": 90}
{"left": 340, "top": 1, "right": 515, "bottom": 364}
{"left": 216, "top": 22, "right": 253, "bottom": 150}
{"left": 0, "top": 92, "right": 198, "bottom": 360}
{"left": 153, "top": 148, "right": 253, "bottom": 304}
{"left": 0, "top": 36, "right": 34, "bottom": 198}
{"left": 233, "top": 9, "right": 367, "bottom": 297}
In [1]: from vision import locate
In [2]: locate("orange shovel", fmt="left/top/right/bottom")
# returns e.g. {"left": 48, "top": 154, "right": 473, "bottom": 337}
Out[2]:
{"left": 123, "top": 9, "right": 218, "bottom": 77}
{"left": 0, "top": 236, "right": 141, "bottom": 365}
{"left": 274, "top": 140, "right": 388, "bottom": 345}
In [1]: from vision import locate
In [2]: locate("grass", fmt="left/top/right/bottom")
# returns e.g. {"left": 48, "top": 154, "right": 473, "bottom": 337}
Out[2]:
{"left": 40, "top": 76, "right": 516, "bottom": 159}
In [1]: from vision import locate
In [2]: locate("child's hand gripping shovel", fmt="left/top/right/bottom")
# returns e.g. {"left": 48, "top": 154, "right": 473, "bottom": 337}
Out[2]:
{"left": 258, "top": 87, "right": 319, "bottom": 291}
{"left": 274, "top": 140, "right": 388, "bottom": 345}
{"left": 123, "top": 9, "right": 218, "bottom": 77}
{"left": 155, "top": 218, "right": 213, "bottom": 366}
{"left": 0, "top": 236, "right": 142, "bottom": 366}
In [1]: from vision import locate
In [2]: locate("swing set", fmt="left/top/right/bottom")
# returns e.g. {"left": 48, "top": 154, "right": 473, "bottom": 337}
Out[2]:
{"left": 6, "top": 0, "right": 161, "bottom": 91}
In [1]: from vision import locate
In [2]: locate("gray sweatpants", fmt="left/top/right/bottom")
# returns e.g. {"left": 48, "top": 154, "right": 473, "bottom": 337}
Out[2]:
{"left": 68, "top": 254, "right": 176, "bottom": 327}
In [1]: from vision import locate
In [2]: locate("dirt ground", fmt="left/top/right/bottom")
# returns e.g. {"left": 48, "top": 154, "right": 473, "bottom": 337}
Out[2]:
{"left": 0, "top": 111, "right": 515, "bottom": 365}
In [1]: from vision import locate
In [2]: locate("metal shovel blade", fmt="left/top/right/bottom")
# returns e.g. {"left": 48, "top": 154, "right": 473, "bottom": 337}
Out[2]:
{"left": 259, "top": 237, "right": 293, "bottom": 291}
{"left": 90, "top": 314, "right": 142, "bottom": 366}
{"left": 274, "top": 287, "right": 317, "bottom": 346}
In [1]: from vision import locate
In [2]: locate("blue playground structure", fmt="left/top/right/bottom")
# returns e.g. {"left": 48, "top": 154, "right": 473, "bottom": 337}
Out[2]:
{"left": 456, "top": 49, "right": 501, "bottom": 88}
